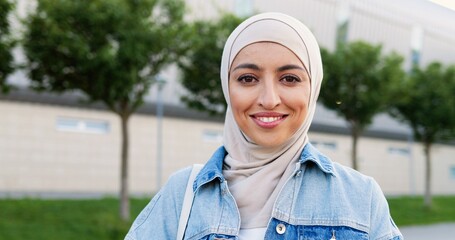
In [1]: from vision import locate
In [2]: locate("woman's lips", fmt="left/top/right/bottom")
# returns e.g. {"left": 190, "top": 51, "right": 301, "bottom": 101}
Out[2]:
{"left": 250, "top": 112, "right": 288, "bottom": 129}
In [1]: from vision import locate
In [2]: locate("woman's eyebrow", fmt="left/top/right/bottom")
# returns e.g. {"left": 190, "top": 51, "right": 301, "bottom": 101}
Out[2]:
{"left": 232, "top": 63, "right": 260, "bottom": 71}
{"left": 277, "top": 64, "right": 305, "bottom": 72}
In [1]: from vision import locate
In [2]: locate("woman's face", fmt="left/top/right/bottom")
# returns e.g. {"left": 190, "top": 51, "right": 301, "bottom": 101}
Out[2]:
{"left": 229, "top": 42, "right": 311, "bottom": 147}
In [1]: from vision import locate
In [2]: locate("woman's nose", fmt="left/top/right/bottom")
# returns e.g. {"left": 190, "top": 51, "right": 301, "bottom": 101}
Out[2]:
{"left": 259, "top": 81, "right": 281, "bottom": 109}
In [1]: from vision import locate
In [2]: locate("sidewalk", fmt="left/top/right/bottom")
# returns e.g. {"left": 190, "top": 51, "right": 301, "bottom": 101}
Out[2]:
{"left": 399, "top": 223, "right": 455, "bottom": 239}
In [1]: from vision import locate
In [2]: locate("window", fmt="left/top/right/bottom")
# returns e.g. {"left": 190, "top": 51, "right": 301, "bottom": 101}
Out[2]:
{"left": 235, "top": 0, "right": 253, "bottom": 17}
{"left": 311, "top": 140, "right": 337, "bottom": 151}
{"left": 450, "top": 166, "right": 455, "bottom": 180}
{"left": 202, "top": 130, "right": 223, "bottom": 143}
{"left": 388, "top": 147, "right": 410, "bottom": 156}
{"left": 56, "top": 117, "right": 109, "bottom": 134}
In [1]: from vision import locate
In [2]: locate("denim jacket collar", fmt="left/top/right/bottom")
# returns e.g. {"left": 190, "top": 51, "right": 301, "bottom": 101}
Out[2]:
{"left": 299, "top": 143, "right": 336, "bottom": 176}
{"left": 193, "top": 146, "right": 226, "bottom": 192}
{"left": 193, "top": 143, "right": 335, "bottom": 192}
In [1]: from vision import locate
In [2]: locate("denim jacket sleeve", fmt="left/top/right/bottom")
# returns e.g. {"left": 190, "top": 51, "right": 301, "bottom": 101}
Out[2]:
{"left": 369, "top": 179, "right": 403, "bottom": 240}
{"left": 125, "top": 167, "right": 192, "bottom": 240}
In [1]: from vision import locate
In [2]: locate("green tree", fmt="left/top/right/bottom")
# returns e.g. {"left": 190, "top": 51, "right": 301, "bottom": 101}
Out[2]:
{"left": 22, "top": 0, "right": 189, "bottom": 221}
{"left": 320, "top": 41, "right": 405, "bottom": 170}
{"left": 389, "top": 62, "right": 455, "bottom": 208}
{"left": 179, "top": 13, "right": 244, "bottom": 116}
{"left": 0, "top": 0, "right": 15, "bottom": 93}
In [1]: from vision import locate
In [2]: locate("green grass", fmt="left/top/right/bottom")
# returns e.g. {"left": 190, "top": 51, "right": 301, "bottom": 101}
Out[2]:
{"left": 388, "top": 195, "right": 455, "bottom": 226}
{"left": 0, "top": 196, "right": 454, "bottom": 239}
{"left": 0, "top": 198, "right": 149, "bottom": 240}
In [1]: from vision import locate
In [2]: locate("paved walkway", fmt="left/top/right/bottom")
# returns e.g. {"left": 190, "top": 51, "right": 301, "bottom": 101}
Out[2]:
{"left": 400, "top": 223, "right": 455, "bottom": 239}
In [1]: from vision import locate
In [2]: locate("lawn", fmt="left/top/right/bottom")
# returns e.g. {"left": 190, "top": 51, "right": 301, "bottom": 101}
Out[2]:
{"left": 0, "top": 196, "right": 454, "bottom": 239}
{"left": 0, "top": 198, "right": 149, "bottom": 240}
{"left": 388, "top": 195, "right": 455, "bottom": 226}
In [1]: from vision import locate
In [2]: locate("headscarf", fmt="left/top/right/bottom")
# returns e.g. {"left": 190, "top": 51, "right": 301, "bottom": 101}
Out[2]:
{"left": 221, "top": 12, "right": 323, "bottom": 228}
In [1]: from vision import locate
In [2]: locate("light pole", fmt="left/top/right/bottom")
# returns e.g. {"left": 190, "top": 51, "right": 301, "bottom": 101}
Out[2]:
{"left": 156, "top": 77, "right": 166, "bottom": 191}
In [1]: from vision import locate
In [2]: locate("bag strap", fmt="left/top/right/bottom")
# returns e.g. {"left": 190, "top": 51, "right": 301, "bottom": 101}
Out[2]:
{"left": 176, "top": 164, "right": 203, "bottom": 240}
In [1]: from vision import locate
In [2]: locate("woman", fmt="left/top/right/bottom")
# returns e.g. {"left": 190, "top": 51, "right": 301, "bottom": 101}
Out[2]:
{"left": 125, "top": 12, "right": 403, "bottom": 240}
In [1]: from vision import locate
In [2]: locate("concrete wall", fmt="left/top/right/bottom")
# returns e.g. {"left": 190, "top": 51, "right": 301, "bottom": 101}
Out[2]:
{"left": 0, "top": 101, "right": 222, "bottom": 196}
{"left": 1, "top": 101, "right": 454, "bottom": 197}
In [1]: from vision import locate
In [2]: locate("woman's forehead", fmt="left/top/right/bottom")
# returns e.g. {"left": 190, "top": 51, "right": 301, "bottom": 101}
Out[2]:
{"left": 230, "top": 42, "right": 307, "bottom": 74}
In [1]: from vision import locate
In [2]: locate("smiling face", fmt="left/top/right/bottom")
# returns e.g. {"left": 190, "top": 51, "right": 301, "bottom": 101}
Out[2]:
{"left": 228, "top": 42, "right": 311, "bottom": 147}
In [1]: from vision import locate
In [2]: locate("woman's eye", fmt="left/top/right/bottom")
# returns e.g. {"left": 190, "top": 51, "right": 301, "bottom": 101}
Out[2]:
{"left": 238, "top": 75, "right": 257, "bottom": 84}
{"left": 281, "top": 75, "right": 301, "bottom": 84}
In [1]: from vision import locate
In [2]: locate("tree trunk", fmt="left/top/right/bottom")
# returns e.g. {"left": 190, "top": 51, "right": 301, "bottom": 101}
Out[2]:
{"left": 120, "top": 113, "right": 130, "bottom": 221}
{"left": 423, "top": 141, "right": 432, "bottom": 208}
{"left": 350, "top": 121, "right": 360, "bottom": 170}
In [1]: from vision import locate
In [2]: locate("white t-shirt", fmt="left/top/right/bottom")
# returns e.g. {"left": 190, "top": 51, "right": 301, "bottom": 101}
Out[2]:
{"left": 238, "top": 228, "right": 267, "bottom": 239}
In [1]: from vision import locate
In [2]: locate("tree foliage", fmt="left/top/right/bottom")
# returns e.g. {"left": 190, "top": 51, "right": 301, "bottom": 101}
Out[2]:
{"left": 24, "top": 0, "right": 188, "bottom": 111}
{"left": 0, "top": 0, "right": 15, "bottom": 94}
{"left": 179, "top": 13, "right": 244, "bottom": 116}
{"left": 389, "top": 62, "right": 455, "bottom": 208}
{"left": 320, "top": 41, "right": 405, "bottom": 170}
{"left": 22, "top": 0, "right": 189, "bottom": 221}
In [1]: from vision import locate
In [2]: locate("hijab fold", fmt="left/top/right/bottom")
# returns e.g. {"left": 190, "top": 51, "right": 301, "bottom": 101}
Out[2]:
{"left": 220, "top": 12, "right": 323, "bottom": 229}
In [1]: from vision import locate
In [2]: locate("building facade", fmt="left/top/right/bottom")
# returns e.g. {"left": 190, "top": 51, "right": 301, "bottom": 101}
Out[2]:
{"left": 1, "top": 0, "right": 455, "bottom": 197}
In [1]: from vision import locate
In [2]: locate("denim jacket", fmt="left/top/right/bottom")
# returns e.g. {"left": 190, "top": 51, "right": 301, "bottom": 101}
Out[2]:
{"left": 125, "top": 143, "right": 403, "bottom": 240}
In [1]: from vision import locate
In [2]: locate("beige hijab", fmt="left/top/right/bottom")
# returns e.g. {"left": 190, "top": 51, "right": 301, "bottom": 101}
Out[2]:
{"left": 220, "top": 12, "right": 323, "bottom": 228}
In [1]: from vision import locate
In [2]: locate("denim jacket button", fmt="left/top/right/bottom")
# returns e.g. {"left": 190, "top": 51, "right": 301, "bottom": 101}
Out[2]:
{"left": 276, "top": 223, "right": 286, "bottom": 234}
